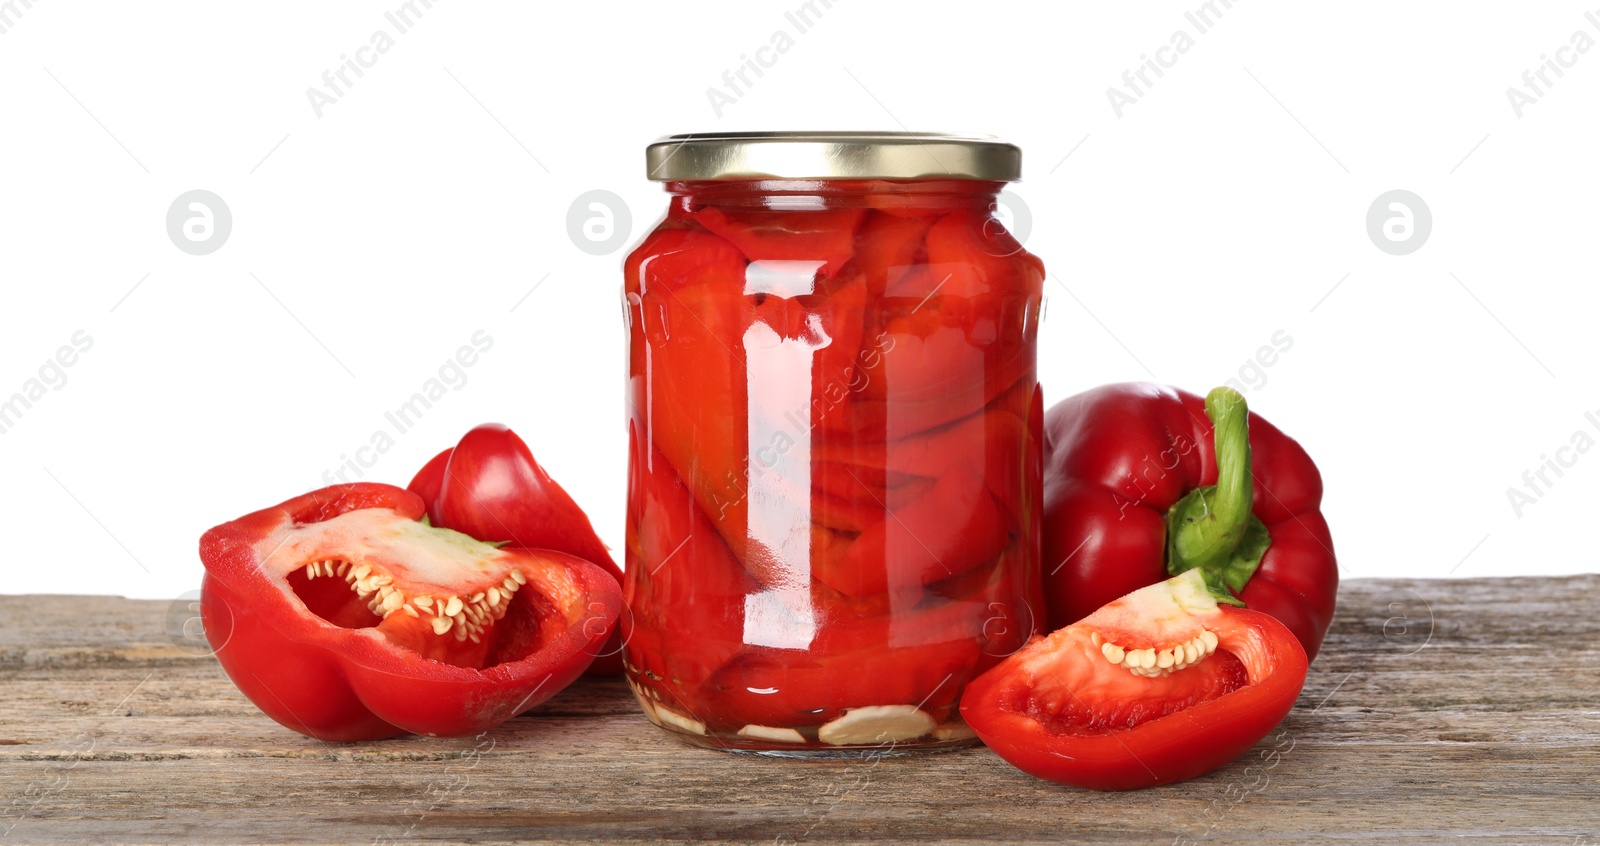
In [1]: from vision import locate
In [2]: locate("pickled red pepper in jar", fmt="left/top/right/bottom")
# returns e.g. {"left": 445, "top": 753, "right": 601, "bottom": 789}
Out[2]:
{"left": 621, "top": 133, "right": 1046, "bottom": 752}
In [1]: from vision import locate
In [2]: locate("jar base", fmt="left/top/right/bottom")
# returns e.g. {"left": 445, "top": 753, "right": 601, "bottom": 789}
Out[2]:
{"left": 695, "top": 736, "right": 981, "bottom": 758}
{"left": 643, "top": 713, "right": 982, "bottom": 756}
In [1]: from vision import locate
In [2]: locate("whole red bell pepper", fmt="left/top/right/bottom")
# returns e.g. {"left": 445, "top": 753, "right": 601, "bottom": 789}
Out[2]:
{"left": 199, "top": 483, "right": 622, "bottom": 741}
{"left": 1041, "top": 384, "right": 1337, "bottom": 660}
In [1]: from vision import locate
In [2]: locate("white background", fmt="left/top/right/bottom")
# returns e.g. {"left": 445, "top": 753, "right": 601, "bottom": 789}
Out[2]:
{"left": 2, "top": 0, "right": 1596, "bottom": 600}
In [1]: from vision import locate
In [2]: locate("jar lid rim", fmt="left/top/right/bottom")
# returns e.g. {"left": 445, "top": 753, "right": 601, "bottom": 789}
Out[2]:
{"left": 645, "top": 132, "right": 1022, "bottom": 182}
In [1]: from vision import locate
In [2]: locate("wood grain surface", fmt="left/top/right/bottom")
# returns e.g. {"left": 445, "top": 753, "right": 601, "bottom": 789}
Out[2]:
{"left": 2, "top": 576, "right": 1597, "bottom": 845}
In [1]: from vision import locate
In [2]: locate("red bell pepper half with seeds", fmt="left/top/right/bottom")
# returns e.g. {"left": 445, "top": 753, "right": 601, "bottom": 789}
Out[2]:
{"left": 199, "top": 483, "right": 622, "bottom": 742}
{"left": 961, "top": 569, "right": 1308, "bottom": 790}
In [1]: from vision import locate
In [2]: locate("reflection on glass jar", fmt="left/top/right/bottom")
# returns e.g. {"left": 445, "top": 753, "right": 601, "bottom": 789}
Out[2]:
{"left": 622, "top": 133, "right": 1046, "bottom": 754}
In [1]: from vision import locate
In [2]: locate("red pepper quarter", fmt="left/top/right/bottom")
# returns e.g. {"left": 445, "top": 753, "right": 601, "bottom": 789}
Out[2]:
{"left": 961, "top": 569, "right": 1308, "bottom": 789}
{"left": 199, "top": 483, "right": 622, "bottom": 741}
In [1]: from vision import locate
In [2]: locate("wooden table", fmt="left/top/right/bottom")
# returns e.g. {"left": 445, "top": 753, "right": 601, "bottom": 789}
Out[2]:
{"left": 2, "top": 576, "right": 1596, "bottom": 844}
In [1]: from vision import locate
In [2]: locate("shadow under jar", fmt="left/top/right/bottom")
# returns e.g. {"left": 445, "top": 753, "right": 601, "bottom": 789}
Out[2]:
{"left": 621, "top": 132, "right": 1047, "bottom": 755}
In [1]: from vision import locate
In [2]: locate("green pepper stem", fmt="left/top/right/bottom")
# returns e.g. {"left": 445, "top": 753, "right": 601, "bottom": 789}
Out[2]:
{"left": 1167, "top": 387, "right": 1256, "bottom": 576}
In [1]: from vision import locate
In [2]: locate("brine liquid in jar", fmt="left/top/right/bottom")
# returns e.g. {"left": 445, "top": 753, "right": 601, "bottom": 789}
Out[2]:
{"left": 622, "top": 133, "right": 1046, "bottom": 754}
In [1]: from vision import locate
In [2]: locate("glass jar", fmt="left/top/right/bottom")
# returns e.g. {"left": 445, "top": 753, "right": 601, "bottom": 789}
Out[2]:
{"left": 621, "top": 132, "right": 1046, "bottom": 753}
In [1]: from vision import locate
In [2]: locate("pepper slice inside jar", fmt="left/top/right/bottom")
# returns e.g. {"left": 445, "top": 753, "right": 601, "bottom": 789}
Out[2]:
{"left": 623, "top": 178, "right": 1045, "bottom": 746}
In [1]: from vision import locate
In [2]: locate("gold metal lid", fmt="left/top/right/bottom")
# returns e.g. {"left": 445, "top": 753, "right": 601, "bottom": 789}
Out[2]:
{"left": 645, "top": 132, "right": 1021, "bottom": 182}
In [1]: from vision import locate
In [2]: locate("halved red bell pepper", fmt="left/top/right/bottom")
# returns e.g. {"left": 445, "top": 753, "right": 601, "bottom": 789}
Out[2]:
{"left": 1042, "top": 384, "right": 1337, "bottom": 660}
{"left": 407, "top": 424, "right": 627, "bottom": 674}
{"left": 961, "top": 569, "right": 1308, "bottom": 790}
{"left": 199, "top": 483, "right": 622, "bottom": 741}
